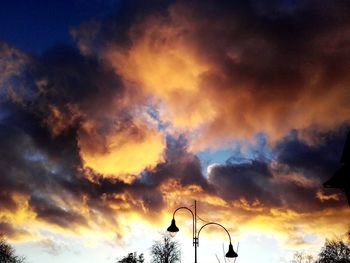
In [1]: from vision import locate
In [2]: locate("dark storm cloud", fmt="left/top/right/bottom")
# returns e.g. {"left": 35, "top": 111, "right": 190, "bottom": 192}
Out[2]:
{"left": 209, "top": 160, "right": 278, "bottom": 206}
{"left": 185, "top": 0, "right": 350, "bottom": 86}
{"left": 35, "top": 45, "right": 100, "bottom": 102}
{"left": 27, "top": 44, "right": 126, "bottom": 138}
{"left": 208, "top": 129, "right": 349, "bottom": 211}
{"left": 29, "top": 194, "right": 87, "bottom": 228}
{"left": 274, "top": 129, "right": 348, "bottom": 181}
{"left": 139, "top": 135, "right": 210, "bottom": 190}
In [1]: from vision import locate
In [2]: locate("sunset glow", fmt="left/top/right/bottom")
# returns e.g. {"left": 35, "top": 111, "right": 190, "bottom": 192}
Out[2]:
{"left": 0, "top": 1, "right": 350, "bottom": 263}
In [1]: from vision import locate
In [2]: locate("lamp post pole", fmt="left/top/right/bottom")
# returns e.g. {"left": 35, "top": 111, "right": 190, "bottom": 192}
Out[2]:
{"left": 167, "top": 200, "right": 237, "bottom": 263}
{"left": 194, "top": 200, "right": 197, "bottom": 263}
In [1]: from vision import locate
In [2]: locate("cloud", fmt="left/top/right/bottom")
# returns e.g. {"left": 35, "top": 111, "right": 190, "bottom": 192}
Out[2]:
{"left": 0, "top": 0, "right": 350, "bottom": 255}
{"left": 0, "top": 95, "right": 201, "bottom": 240}
{"left": 0, "top": 42, "right": 31, "bottom": 106}
{"left": 208, "top": 160, "right": 276, "bottom": 205}
{"left": 0, "top": 103, "right": 131, "bottom": 237}
{"left": 78, "top": 116, "right": 165, "bottom": 183}
{"left": 103, "top": 0, "right": 350, "bottom": 149}
{"left": 274, "top": 129, "right": 347, "bottom": 182}
{"left": 28, "top": 194, "right": 87, "bottom": 229}
{"left": 139, "top": 135, "right": 211, "bottom": 192}
{"left": 0, "top": 222, "right": 30, "bottom": 241}
{"left": 207, "top": 129, "right": 348, "bottom": 212}
{"left": 38, "top": 237, "right": 69, "bottom": 256}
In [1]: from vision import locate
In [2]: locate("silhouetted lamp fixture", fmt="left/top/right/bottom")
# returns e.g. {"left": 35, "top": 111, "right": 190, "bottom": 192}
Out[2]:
{"left": 167, "top": 219, "right": 179, "bottom": 237}
{"left": 226, "top": 243, "right": 238, "bottom": 258}
{"left": 167, "top": 200, "right": 238, "bottom": 263}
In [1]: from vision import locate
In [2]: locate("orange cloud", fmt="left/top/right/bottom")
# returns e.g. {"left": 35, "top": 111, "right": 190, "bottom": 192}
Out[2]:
{"left": 104, "top": 2, "right": 350, "bottom": 150}
{"left": 78, "top": 118, "right": 165, "bottom": 183}
{"left": 105, "top": 13, "right": 217, "bottom": 130}
{"left": 44, "top": 104, "right": 81, "bottom": 137}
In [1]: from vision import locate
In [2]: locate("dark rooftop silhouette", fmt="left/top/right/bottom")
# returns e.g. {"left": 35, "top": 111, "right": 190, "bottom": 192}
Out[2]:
{"left": 324, "top": 130, "right": 350, "bottom": 206}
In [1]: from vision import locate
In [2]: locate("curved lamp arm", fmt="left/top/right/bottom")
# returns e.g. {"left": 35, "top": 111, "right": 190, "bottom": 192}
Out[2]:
{"left": 172, "top": 207, "right": 195, "bottom": 239}
{"left": 197, "top": 222, "right": 232, "bottom": 244}
{"left": 172, "top": 206, "right": 195, "bottom": 219}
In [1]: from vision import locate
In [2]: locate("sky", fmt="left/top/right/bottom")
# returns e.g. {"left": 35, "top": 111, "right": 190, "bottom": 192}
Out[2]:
{"left": 0, "top": 0, "right": 350, "bottom": 263}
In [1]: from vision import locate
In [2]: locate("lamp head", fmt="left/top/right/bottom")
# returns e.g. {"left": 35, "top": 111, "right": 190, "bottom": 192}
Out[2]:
{"left": 167, "top": 219, "right": 179, "bottom": 236}
{"left": 225, "top": 243, "right": 238, "bottom": 258}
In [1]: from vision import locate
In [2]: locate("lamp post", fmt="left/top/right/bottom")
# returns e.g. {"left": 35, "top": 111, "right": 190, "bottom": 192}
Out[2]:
{"left": 167, "top": 200, "right": 238, "bottom": 263}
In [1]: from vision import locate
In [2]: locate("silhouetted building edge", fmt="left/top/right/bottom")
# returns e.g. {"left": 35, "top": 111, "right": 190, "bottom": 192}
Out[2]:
{"left": 323, "top": 130, "right": 350, "bottom": 207}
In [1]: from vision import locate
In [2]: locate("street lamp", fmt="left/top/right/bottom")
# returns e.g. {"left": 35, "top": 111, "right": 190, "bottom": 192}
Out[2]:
{"left": 167, "top": 200, "right": 238, "bottom": 263}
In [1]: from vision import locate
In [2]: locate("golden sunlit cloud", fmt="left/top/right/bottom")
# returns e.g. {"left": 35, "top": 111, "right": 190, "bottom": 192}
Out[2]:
{"left": 79, "top": 119, "right": 165, "bottom": 183}
{"left": 105, "top": 13, "right": 217, "bottom": 130}
{"left": 104, "top": 2, "right": 350, "bottom": 150}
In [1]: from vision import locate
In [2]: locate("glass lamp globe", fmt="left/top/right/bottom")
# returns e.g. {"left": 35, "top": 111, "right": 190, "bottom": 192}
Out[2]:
{"left": 167, "top": 218, "right": 179, "bottom": 237}
{"left": 169, "top": 231, "right": 177, "bottom": 237}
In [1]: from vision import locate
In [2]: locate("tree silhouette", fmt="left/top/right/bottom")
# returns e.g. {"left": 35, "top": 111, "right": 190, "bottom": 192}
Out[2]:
{"left": 117, "top": 252, "right": 144, "bottom": 263}
{"left": 290, "top": 234, "right": 350, "bottom": 263}
{"left": 150, "top": 233, "right": 181, "bottom": 263}
{"left": 317, "top": 239, "right": 350, "bottom": 263}
{"left": 0, "top": 235, "right": 25, "bottom": 263}
{"left": 291, "top": 251, "right": 314, "bottom": 263}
